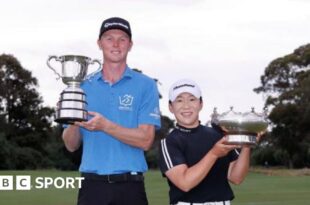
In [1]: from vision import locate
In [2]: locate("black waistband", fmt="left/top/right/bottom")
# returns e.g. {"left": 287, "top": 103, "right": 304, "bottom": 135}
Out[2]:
{"left": 172, "top": 201, "right": 230, "bottom": 205}
{"left": 82, "top": 172, "right": 144, "bottom": 183}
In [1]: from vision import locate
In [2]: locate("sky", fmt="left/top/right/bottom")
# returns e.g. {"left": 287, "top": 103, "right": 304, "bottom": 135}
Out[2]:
{"left": 1, "top": 0, "right": 310, "bottom": 124}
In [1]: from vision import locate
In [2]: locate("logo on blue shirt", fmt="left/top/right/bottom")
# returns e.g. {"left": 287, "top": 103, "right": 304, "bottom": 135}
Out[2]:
{"left": 150, "top": 107, "right": 160, "bottom": 119}
{"left": 119, "top": 94, "right": 134, "bottom": 111}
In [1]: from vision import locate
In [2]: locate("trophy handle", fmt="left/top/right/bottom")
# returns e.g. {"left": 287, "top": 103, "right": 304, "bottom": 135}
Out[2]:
{"left": 90, "top": 59, "right": 102, "bottom": 70}
{"left": 47, "top": 55, "right": 62, "bottom": 80}
{"left": 88, "top": 59, "right": 102, "bottom": 75}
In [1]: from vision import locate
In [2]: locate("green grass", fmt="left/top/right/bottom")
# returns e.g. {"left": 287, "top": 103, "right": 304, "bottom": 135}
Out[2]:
{"left": 0, "top": 170, "right": 309, "bottom": 205}
{"left": 232, "top": 172, "right": 310, "bottom": 205}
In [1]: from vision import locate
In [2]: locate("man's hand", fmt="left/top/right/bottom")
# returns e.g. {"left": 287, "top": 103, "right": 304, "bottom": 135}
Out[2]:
{"left": 74, "top": 111, "right": 112, "bottom": 131}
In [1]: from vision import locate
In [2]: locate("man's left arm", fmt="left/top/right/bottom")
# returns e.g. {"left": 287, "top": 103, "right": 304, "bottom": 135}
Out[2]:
{"left": 75, "top": 112, "right": 155, "bottom": 150}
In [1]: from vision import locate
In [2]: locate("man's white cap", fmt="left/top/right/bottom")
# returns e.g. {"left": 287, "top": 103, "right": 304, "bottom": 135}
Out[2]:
{"left": 169, "top": 79, "right": 202, "bottom": 102}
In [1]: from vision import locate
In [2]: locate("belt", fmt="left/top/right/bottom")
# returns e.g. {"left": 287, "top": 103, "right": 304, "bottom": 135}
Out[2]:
{"left": 175, "top": 201, "right": 230, "bottom": 205}
{"left": 82, "top": 172, "right": 144, "bottom": 183}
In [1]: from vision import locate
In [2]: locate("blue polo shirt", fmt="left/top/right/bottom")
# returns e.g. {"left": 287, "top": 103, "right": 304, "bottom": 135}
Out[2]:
{"left": 78, "top": 67, "right": 161, "bottom": 175}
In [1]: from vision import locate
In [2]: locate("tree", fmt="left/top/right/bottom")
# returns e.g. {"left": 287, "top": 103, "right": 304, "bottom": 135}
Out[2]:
{"left": 0, "top": 54, "right": 55, "bottom": 169}
{"left": 254, "top": 44, "right": 310, "bottom": 168}
{"left": 45, "top": 125, "right": 81, "bottom": 170}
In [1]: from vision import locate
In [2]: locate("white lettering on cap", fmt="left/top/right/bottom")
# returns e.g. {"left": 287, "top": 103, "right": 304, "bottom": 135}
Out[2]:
{"left": 173, "top": 84, "right": 195, "bottom": 90}
{"left": 104, "top": 22, "right": 129, "bottom": 29}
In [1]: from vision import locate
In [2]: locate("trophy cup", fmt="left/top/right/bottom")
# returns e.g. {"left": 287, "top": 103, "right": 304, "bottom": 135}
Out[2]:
{"left": 211, "top": 107, "right": 268, "bottom": 146}
{"left": 47, "top": 55, "right": 101, "bottom": 124}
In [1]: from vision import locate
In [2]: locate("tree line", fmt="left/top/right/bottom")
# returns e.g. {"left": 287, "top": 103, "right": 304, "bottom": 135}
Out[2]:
{"left": 0, "top": 44, "right": 309, "bottom": 170}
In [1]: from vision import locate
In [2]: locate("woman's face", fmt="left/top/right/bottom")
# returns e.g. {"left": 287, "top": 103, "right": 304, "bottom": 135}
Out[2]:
{"left": 169, "top": 92, "right": 202, "bottom": 128}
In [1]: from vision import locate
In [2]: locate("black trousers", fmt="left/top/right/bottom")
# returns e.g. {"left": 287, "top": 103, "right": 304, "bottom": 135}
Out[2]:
{"left": 77, "top": 178, "right": 148, "bottom": 205}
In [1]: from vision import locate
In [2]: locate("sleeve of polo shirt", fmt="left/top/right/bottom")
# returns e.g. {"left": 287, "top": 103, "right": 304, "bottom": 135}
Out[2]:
{"left": 158, "top": 136, "right": 186, "bottom": 174}
{"left": 138, "top": 80, "right": 161, "bottom": 129}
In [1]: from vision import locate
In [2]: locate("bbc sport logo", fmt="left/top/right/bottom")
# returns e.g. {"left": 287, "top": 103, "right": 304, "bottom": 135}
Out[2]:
{"left": 0, "top": 175, "right": 84, "bottom": 190}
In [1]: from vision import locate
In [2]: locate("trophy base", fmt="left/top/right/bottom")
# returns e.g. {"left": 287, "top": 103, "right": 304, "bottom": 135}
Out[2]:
{"left": 226, "top": 134, "right": 257, "bottom": 146}
{"left": 55, "top": 108, "right": 88, "bottom": 124}
{"left": 55, "top": 117, "right": 87, "bottom": 124}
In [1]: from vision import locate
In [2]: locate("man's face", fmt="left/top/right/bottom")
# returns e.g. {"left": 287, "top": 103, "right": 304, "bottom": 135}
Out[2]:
{"left": 97, "top": 29, "right": 133, "bottom": 63}
{"left": 169, "top": 92, "right": 202, "bottom": 128}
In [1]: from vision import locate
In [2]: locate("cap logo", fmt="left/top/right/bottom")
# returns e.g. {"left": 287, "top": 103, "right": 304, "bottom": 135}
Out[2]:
{"left": 173, "top": 84, "right": 195, "bottom": 90}
{"left": 104, "top": 22, "right": 129, "bottom": 30}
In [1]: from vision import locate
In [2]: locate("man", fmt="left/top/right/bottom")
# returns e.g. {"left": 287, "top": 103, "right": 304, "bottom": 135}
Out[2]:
{"left": 159, "top": 79, "right": 260, "bottom": 205}
{"left": 62, "top": 17, "right": 161, "bottom": 205}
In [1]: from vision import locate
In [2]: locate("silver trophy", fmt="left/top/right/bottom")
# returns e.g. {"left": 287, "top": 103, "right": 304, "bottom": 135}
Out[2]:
{"left": 211, "top": 107, "right": 268, "bottom": 146}
{"left": 47, "top": 55, "right": 101, "bottom": 124}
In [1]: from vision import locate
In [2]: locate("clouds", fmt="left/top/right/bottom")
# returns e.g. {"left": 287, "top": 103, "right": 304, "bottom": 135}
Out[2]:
{"left": 1, "top": 0, "right": 310, "bottom": 123}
